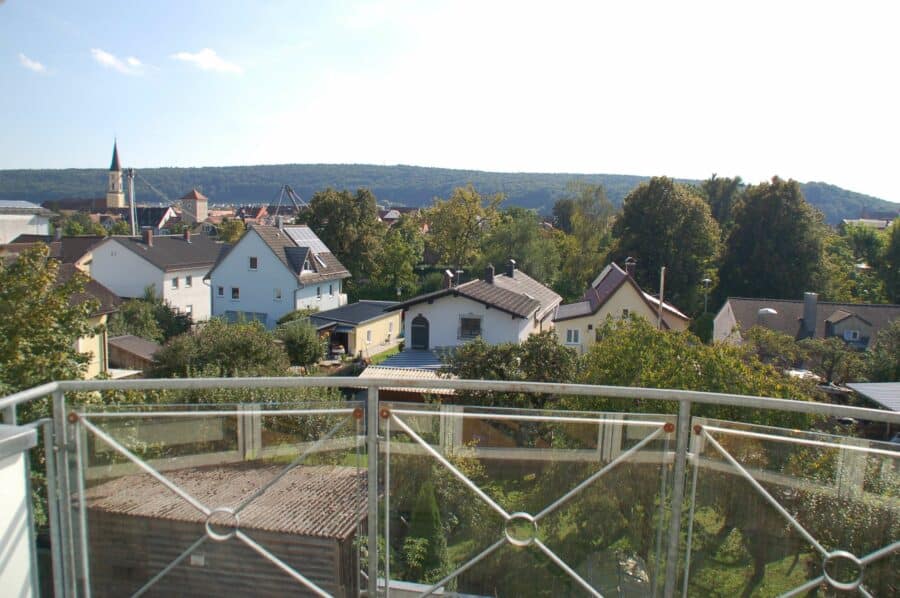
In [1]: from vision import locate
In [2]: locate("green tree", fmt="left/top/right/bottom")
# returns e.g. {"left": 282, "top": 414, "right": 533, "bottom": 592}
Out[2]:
{"left": 879, "top": 218, "right": 900, "bottom": 302}
{"left": 150, "top": 318, "right": 289, "bottom": 377}
{"left": 551, "top": 197, "right": 576, "bottom": 234}
{"left": 217, "top": 218, "right": 246, "bottom": 243}
{"left": 108, "top": 219, "right": 132, "bottom": 235}
{"left": 407, "top": 481, "right": 449, "bottom": 582}
{"left": 719, "top": 177, "right": 824, "bottom": 300}
{"left": 61, "top": 212, "right": 107, "bottom": 236}
{"left": 426, "top": 184, "right": 502, "bottom": 273}
{"left": 800, "top": 337, "right": 867, "bottom": 384}
{"left": 741, "top": 326, "right": 806, "bottom": 370}
{"left": 612, "top": 177, "right": 720, "bottom": 311}
{"left": 274, "top": 319, "right": 325, "bottom": 367}
{"left": 554, "top": 181, "right": 615, "bottom": 300}
{"left": 842, "top": 222, "right": 885, "bottom": 267}
{"left": 867, "top": 319, "right": 900, "bottom": 382}
{"left": 700, "top": 174, "right": 743, "bottom": 231}
{"left": 0, "top": 244, "right": 98, "bottom": 395}
{"left": 374, "top": 215, "right": 425, "bottom": 298}
{"left": 107, "top": 287, "right": 192, "bottom": 342}
{"left": 479, "top": 206, "right": 560, "bottom": 286}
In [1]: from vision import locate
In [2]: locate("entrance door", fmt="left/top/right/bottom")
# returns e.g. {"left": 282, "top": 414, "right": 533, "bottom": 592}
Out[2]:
{"left": 410, "top": 315, "right": 429, "bottom": 350}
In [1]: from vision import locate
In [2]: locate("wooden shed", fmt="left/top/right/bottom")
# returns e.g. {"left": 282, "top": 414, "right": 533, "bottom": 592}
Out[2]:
{"left": 83, "top": 462, "right": 365, "bottom": 597}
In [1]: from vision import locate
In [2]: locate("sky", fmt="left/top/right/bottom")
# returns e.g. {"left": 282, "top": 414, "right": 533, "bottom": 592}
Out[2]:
{"left": 2, "top": 0, "right": 899, "bottom": 202}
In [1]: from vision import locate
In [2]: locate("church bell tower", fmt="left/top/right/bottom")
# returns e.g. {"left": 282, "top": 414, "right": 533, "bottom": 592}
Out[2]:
{"left": 106, "top": 141, "right": 126, "bottom": 209}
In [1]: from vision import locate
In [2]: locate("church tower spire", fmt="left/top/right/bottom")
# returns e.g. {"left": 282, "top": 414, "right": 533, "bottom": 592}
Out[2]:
{"left": 106, "top": 140, "right": 126, "bottom": 208}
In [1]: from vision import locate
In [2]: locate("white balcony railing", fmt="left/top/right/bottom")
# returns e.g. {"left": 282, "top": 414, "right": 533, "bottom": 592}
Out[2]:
{"left": 0, "top": 377, "right": 898, "bottom": 597}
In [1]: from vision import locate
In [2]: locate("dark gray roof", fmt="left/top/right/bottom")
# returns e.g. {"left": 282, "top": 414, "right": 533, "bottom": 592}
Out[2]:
{"left": 378, "top": 350, "right": 443, "bottom": 370}
{"left": 724, "top": 297, "right": 900, "bottom": 341}
{"left": 0, "top": 200, "right": 52, "bottom": 215}
{"left": 112, "top": 233, "right": 222, "bottom": 272}
{"left": 108, "top": 335, "right": 161, "bottom": 361}
{"left": 847, "top": 383, "right": 900, "bottom": 412}
{"left": 390, "top": 269, "right": 560, "bottom": 319}
{"left": 57, "top": 264, "right": 121, "bottom": 316}
{"left": 308, "top": 300, "right": 398, "bottom": 327}
{"left": 555, "top": 300, "right": 593, "bottom": 320}
{"left": 249, "top": 224, "right": 350, "bottom": 284}
{"left": 59, "top": 236, "right": 106, "bottom": 264}
{"left": 110, "top": 141, "right": 121, "bottom": 171}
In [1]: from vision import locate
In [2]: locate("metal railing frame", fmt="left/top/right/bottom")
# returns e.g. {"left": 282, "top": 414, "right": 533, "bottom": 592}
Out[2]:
{"left": 1, "top": 376, "right": 898, "bottom": 598}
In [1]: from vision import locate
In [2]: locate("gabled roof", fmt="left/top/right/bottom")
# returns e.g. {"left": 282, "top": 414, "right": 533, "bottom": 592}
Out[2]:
{"left": 309, "top": 300, "right": 398, "bottom": 327}
{"left": 59, "top": 235, "right": 106, "bottom": 264}
{"left": 555, "top": 262, "right": 689, "bottom": 323}
{"left": 723, "top": 297, "right": 900, "bottom": 340}
{"left": 389, "top": 269, "right": 561, "bottom": 320}
{"left": 108, "top": 335, "right": 161, "bottom": 361}
{"left": 247, "top": 224, "right": 350, "bottom": 284}
{"left": 57, "top": 264, "right": 121, "bottom": 316}
{"left": 109, "top": 233, "right": 222, "bottom": 272}
{"left": 180, "top": 188, "right": 208, "bottom": 201}
{"left": 0, "top": 200, "right": 53, "bottom": 215}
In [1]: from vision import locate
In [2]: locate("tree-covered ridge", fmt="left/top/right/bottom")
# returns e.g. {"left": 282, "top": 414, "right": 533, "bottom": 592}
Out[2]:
{"left": 1, "top": 163, "right": 896, "bottom": 224}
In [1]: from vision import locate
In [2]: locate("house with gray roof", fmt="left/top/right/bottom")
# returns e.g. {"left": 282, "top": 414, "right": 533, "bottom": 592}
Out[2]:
{"left": 0, "top": 200, "right": 52, "bottom": 244}
{"left": 90, "top": 229, "right": 223, "bottom": 321}
{"left": 388, "top": 260, "right": 561, "bottom": 351}
{"left": 208, "top": 223, "right": 350, "bottom": 328}
{"left": 713, "top": 292, "right": 900, "bottom": 349}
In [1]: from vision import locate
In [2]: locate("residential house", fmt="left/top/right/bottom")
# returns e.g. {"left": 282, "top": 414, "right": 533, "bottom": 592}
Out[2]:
{"left": 714, "top": 292, "right": 900, "bottom": 349}
{"left": 553, "top": 262, "right": 690, "bottom": 354}
{"left": 90, "top": 230, "right": 222, "bottom": 321}
{"left": 388, "top": 260, "right": 561, "bottom": 351}
{"left": 208, "top": 224, "right": 350, "bottom": 328}
{"left": 58, "top": 264, "right": 121, "bottom": 378}
{"left": 108, "top": 335, "right": 161, "bottom": 373}
{"left": 0, "top": 200, "right": 52, "bottom": 244}
{"left": 840, "top": 218, "right": 895, "bottom": 232}
{"left": 308, "top": 300, "right": 400, "bottom": 358}
{"left": 2, "top": 234, "right": 107, "bottom": 274}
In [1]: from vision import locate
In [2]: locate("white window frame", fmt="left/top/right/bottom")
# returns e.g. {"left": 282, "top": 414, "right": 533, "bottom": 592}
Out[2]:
{"left": 329, "top": 283, "right": 334, "bottom": 296}
{"left": 231, "top": 287, "right": 240, "bottom": 300}
{"left": 317, "top": 286, "right": 321, "bottom": 299}
{"left": 249, "top": 256, "right": 258, "bottom": 271}
{"left": 171, "top": 277, "right": 179, "bottom": 289}
{"left": 185, "top": 304, "right": 193, "bottom": 315}
{"left": 566, "top": 329, "right": 580, "bottom": 344}
{"left": 185, "top": 275, "right": 193, "bottom": 288}
{"left": 458, "top": 315, "right": 482, "bottom": 340}
{"left": 274, "top": 288, "right": 282, "bottom": 301}
{"left": 217, "top": 286, "right": 224, "bottom": 297}
{"left": 843, "top": 329, "right": 860, "bottom": 341}
{"left": 366, "top": 329, "right": 372, "bottom": 344}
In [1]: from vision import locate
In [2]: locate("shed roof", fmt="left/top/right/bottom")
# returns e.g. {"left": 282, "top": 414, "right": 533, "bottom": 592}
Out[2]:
{"left": 308, "top": 301, "right": 398, "bottom": 327}
{"left": 358, "top": 365, "right": 455, "bottom": 395}
{"left": 847, "top": 383, "right": 900, "bottom": 412}
{"left": 108, "top": 335, "right": 161, "bottom": 361}
{"left": 84, "top": 463, "right": 365, "bottom": 540}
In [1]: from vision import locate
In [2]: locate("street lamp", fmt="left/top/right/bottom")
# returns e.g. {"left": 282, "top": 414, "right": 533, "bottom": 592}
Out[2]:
{"left": 702, "top": 278, "right": 712, "bottom": 313}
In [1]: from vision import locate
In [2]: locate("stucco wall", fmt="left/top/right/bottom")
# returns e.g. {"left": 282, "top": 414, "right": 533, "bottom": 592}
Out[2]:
{"left": 295, "top": 278, "right": 344, "bottom": 312}
{"left": 349, "top": 312, "right": 402, "bottom": 357}
{"left": 0, "top": 213, "right": 50, "bottom": 244}
{"left": 77, "top": 314, "right": 109, "bottom": 378}
{"left": 402, "top": 295, "right": 532, "bottom": 350}
{"left": 713, "top": 302, "right": 739, "bottom": 343}
{"left": 162, "top": 267, "right": 213, "bottom": 321}
{"left": 91, "top": 239, "right": 165, "bottom": 299}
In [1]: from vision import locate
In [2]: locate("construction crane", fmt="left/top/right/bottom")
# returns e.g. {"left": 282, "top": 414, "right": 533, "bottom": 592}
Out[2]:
{"left": 270, "top": 184, "right": 308, "bottom": 222}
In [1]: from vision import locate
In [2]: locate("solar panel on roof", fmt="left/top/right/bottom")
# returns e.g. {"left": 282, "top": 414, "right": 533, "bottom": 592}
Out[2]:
{"left": 283, "top": 225, "right": 330, "bottom": 253}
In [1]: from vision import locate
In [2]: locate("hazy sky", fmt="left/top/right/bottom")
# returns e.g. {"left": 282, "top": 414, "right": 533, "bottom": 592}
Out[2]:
{"left": 2, "top": 0, "right": 899, "bottom": 201}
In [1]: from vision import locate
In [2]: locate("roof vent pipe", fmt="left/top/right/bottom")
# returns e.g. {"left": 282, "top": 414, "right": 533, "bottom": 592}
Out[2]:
{"left": 485, "top": 264, "right": 495, "bottom": 284}
{"left": 624, "top": 257, "right": 637, "bottom": 278}
{"left": 442, "top": 269, "right": 454, "bottom": 289}
{"left": 506, "top": 258, "right": 516, "bottom": 278}
{"left": 142, "top": 228, "right": 153, "bottom": 247}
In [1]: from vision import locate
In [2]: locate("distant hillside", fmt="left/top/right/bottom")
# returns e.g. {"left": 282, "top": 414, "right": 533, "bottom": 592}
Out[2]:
{"left": 0, "top": 164, "right": 896, "bottom": 224}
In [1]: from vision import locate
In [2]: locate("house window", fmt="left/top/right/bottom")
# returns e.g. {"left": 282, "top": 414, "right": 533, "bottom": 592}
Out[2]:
{"left": 329, "top": 283, "right": 334, "bottom": 296}
{"left": 249, "top": 256, "right": 258, "bottom": 270}
{"left": 566, "top": 329, "right": 580, "bottom": 344}
{"left": 458, "top": 316, "right": 482, "bottom": 339}
{"left": 303, "top": 260, "right": 311, "bottom": 271}
{"left": 185, "top": 275, "right": 192, "bottom": 288}
{"left": 389, "top": 321, "right": 394, "bottom": 333}
{"left": 185, "top": 305, "right": 193, "bottom": 315}
{"left": 217, "top": 286, "right": 224, "bottom": 297}
{"left": 366, "top": 330, "right": 372, "bottom": 344}
{"left": 171, "top": 277, "right": 179, "bottom": 289}
{"left": 622, "top": 309, "right": 629, "bottom": 318}
{"left": 317, "top": 286, "right": 321, "bottom": 299}
{"left": 231, "top": 287, "right": 240, "bottom": 300}
{"left": 843, "top": 330, "right": 860, "bottom": 341}
{"left": 274, "top": 288, "right": 282, "bottom": 300}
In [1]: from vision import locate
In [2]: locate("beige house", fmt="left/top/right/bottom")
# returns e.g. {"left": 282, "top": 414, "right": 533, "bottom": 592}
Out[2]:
{"left": 309, "top": 300, "right": 401, "bottom": 359}
{"left": 554, "top": 262, "right": 690, "bottom": 354}
{"left": 58, "top": 265, "right": 121, "bottom": 378}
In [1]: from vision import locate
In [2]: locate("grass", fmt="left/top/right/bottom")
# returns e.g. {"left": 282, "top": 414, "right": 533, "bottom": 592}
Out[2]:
{"left": 369, "top": 345, "right": 401, "bottom": 365}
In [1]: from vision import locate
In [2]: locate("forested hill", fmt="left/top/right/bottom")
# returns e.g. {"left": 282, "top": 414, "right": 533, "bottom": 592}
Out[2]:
{"left": 1, "top": 163, "right": 896, "bottom": 224}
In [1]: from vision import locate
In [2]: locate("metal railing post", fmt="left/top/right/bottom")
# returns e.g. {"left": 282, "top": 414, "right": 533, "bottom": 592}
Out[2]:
{"left": 52, "top": 389, "right": 77, "bottom": 597}
{"left": 43, "top": 420, "right": 65, "bottom": 598}
{"left": 663, "top": 400, "right": 692, "bottom": 597}
{"left": 366, "top": 386, "right": 379, "bottom": 596}
{"left": 2, "top": 405, "right": 15, "bottom": 425}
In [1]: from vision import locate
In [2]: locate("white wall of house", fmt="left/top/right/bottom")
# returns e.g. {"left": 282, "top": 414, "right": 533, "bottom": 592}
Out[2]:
{"left": 91, "top": 239, "right": 165, "bottom": 298}
{"left": 0, "top": 213, "right": 50, "bottom": 244}
{"left": 294, "top": 278, "right": 344, "bottom": 312}
{"left": 402, "top": 295, "right": 533, "bottom": 350}
{"left": 210, "top": 229, "right": 304, "bottom": 328}
{"left": 162, "top": 268, "right": 213, "bottom": 321}
{"left": 712, "top": 302, "right": 739, "bottom": 343}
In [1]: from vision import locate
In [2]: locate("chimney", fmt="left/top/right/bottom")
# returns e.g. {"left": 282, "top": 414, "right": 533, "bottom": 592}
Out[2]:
{"left": 442, "top": 269, "right": 454, "bottom": 289}
{"left": 276, "top": 215, "right": 284, "bottom": 230}
{"left": 802, "top": 292, "right": 818, "bottom": 338}
{"left": 506, "top": 258, "right": 517, "bottom": 278}
{"left": 184, "top": 229, "right": 192, "bottom": 243}
{"left": 142, "top": 228, "right": 153, "bottom": 247}
{"left": 624, "top": 257, "right": 637, "bottom": 278}
{"left": 485, "top": 264, "right": 495, "bottom": 284}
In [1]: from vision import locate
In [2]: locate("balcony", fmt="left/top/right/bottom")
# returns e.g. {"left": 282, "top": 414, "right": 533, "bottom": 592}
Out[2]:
{"left": 1, "top": 377, "right": 898, "bottom": 597}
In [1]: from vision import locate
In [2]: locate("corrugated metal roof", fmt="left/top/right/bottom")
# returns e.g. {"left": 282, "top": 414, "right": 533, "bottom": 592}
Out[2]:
{"left": 378, "top": 350, "right": 443, "bottom": 370}
{"left": 847, "top": 383, "right": 900, "bottom": 412}
{"left": 358, "top": 366, "right": 455, "bottom": 395}
{"left": 84, "top": 464, "right": 365, "bottom": 540}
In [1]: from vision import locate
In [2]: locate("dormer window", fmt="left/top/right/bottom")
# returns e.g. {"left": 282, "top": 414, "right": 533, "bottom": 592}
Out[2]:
{"left": 303, "top": 260, "right": 311, "bottom": 271}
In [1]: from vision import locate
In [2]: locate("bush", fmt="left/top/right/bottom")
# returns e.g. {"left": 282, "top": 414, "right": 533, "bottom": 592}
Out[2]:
{"left": 275, "top": 319, "right": 325, "bottom": 367}
{"left": 276, "top": 307, "right": 319, "bottom": 326}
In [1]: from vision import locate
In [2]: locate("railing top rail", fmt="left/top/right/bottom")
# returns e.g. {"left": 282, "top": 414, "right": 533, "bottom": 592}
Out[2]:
{"left": 0, "top": 376, "right": 880, "bottom": 425}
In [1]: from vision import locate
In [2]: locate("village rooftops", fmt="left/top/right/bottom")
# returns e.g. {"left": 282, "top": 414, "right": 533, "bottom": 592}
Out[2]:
{"left": 109, "top": 230, "right": 222, "bottom": 272}
{"left": 246, "top": 224, "right": 350, "bottom": 285}
{"left": 57, "top": 264, "right": 121, "bottom": 316}
{"left": 0, "top": 200, "right": 53, "bottom": 216}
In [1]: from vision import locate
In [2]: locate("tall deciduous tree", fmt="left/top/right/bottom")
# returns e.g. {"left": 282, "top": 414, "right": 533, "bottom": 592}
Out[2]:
{"left": 479, "top": 206, "right": 560, "bottom": 286}
{"left": 0, "top": 244, "right": 98, "bottom": 394}
{"left": 719, "top": 177, "right": 824, "bottom": 300}
{"left": 880, "top": 218, "right": 900, "bottom": 303}
{"left": 700, "top": 174, "right": 743, "bottom": 231}
{"left": 426, "top": 184, "right": 502, "bottom": 273}
{"left": 375, "top": 215, "right": 425, "bottom": 298}
{"left": 612, "top": 177, "right": 720, "bottom": 311}
{"left": 554, "top": 181, "right": 615, "bottom": 300}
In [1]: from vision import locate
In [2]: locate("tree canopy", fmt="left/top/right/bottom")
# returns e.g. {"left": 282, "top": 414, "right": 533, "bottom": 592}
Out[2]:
{"left": 425, "top": 184, "right": 502, "bottom": 273}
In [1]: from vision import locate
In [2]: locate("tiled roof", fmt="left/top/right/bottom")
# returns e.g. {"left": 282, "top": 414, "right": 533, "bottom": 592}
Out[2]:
{"left": 112, "top": 233, "right": 222, "bottom": 272}
{"left": 725, "top": 297, "right": 900, "bottom": 340}
{"left": 555, "top": 300, "right": 592, "bottom": 320}
{"left": 309, "top": 300, "right": 398, "bottom": 327}
{"left": 108, "top": 335, "right": 161, "bottom": 361}
{"left": 250, "top": 224, "right": 350, "bottom": 284}
{"left": 57, "top": 264, "right": 121, "bottom": 316}
{"left": 83, "top": 463, "right": 365, "bottom": 540}
{"left": 180, "top": 189, "right": 208, "bottom": 201}
{"left": 59, "top": 236, "right": 106, "bottom": 264}
{"left": 491, "top": 269, "right": 562, "bottom": 320}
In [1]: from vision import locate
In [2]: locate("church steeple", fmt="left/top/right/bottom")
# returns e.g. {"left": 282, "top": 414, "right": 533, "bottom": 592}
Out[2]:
{"left": 110, "top": 140, "right": 121, "bottom": 172}
{"left": 106, "top": 140, "right": 126, "bottom": 208}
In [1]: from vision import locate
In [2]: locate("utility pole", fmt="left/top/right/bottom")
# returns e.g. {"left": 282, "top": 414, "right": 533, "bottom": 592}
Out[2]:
{"left": 127, "top": 168, "right": 137, "bottom": 236}
{"left": 702, "top": 277, "right": 712, "bottom": 313}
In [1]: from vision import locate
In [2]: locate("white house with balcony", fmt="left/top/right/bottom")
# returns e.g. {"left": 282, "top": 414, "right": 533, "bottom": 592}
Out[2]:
{"left": 208, "top": 224, "right": 350, "bottom": 328}
{"left": 388, "top": 260, "right": 561, "bottom": 351}
{"left": 90, "top": 230, "right": 222, "bottom": 321}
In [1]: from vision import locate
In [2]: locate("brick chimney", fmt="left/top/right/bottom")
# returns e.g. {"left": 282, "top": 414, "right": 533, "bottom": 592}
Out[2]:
{"left": 624, "top": 257, "right": 637, "bottom": 278}
{"left": 184, "top": 229, "right": 192, "bottom": 243}
{"left": 506, "top": 258, "right": 516, "bottom": 278}
{"left": 484, "top": 264, "right": 495, "bottom": 284}
{"left": 442, "top": 269, "right": 454, "bottom": 289}
{"left": 142, "top": 228, "right": 153, "bottom": 247}
{"left": 801, "top": 292, "right": 818, "bottom": 338}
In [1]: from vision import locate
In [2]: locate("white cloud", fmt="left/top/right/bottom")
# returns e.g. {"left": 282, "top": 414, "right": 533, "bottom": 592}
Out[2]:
{"left": 18, "top": 53, "right": 46, "bottom": 73}
{"left": 91, "top": 48, "right": 142, "bottom": 75}
{"left": 170, "top": 48, "right": 242, "bottom": 74}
